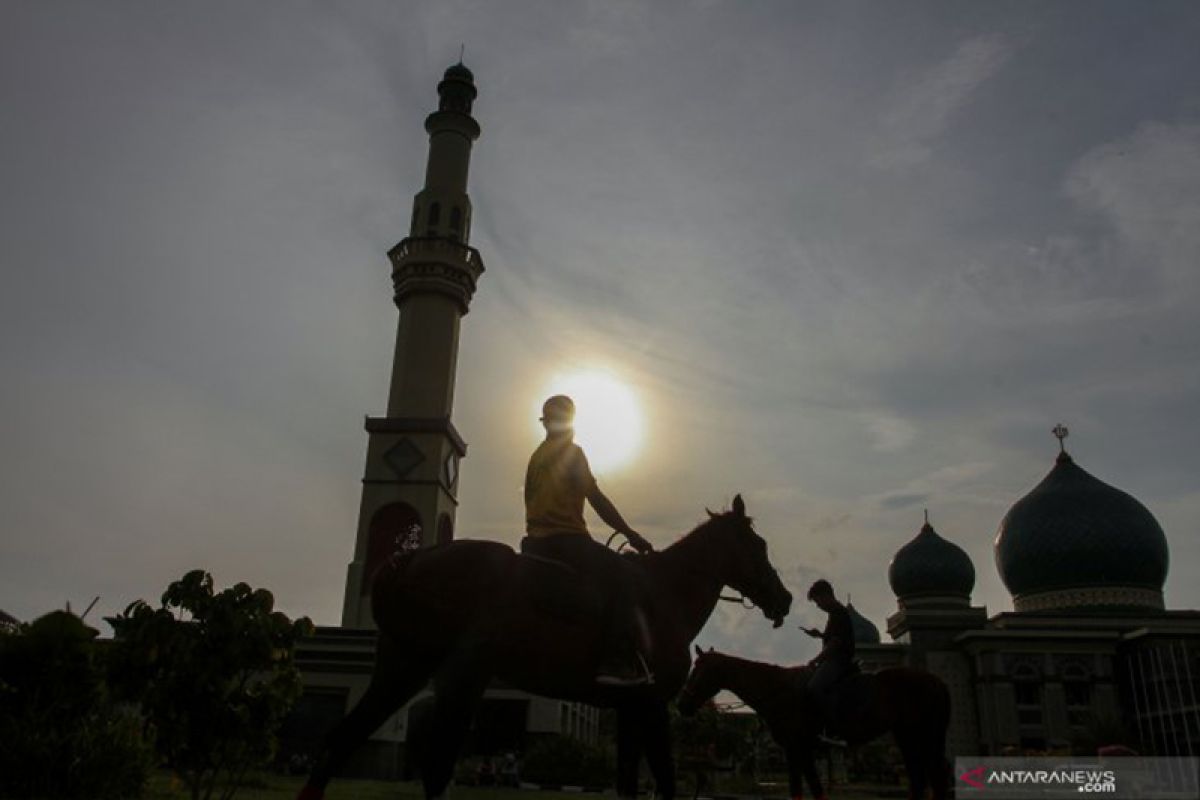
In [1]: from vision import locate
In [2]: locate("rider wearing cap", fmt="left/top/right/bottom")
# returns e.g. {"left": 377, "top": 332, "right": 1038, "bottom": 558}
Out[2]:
{"left": 522, "top": 394, "right": 654, "bottom": 686}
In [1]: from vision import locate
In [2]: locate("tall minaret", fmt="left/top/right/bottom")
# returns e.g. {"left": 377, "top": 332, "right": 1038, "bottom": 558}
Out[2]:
{"left": 342, "top": 63, "right": 484, "bottom": 627}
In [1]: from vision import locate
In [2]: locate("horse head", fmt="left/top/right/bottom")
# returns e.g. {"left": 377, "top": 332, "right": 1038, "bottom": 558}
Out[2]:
{"left": 677, "top": 645, "right": 723, "bottom": 716}
{"left": 702, "top": 494, "right": 792, "bottom": 627}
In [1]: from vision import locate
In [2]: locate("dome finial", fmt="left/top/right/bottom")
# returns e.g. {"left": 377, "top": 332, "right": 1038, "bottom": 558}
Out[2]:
{"left": 1052, "top": 423, "right": 1069, "bottom": 454}
{"left": 459, "top": 43, "right": 466, "bottom": 65}
{"left": 924, "top": 508, "right": 929, "bottom": 525}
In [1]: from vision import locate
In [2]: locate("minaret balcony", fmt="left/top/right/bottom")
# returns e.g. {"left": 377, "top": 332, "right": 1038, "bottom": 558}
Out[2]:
{"left": 388, "top": 236, "right": 485, "bottom": 313}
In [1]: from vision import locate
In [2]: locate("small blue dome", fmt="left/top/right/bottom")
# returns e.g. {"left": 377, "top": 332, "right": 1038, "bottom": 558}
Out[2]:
{"left": 995, "top": 451, "right": 1169, "bottom": 611}
{"left": 888, "top": 519, "right": 975, "bottom": 605}
{"left": 846, "top": 602, "right": 881, "bottom": 644}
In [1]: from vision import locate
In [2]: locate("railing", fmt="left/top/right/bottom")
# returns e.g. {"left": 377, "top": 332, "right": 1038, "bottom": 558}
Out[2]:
{"left": 390, "top": 236, "right": 482, "bottom": 269}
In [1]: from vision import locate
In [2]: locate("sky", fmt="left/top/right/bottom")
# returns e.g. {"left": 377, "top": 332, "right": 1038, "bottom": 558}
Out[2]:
{"left": 2, "top": 1, "right": 1199, "bottom": 665}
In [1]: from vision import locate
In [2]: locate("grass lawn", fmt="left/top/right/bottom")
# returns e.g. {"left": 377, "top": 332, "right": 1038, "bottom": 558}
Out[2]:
{"left": 145, "top": 772, "right": 602, "bottom": 800}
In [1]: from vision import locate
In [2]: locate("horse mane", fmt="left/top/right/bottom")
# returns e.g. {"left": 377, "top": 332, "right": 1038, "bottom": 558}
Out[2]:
{"left": 656, "top": 507, "right": 748, "bottom": 555}
{"left": 702, "top": 650, "right": 800, "bottom": 694}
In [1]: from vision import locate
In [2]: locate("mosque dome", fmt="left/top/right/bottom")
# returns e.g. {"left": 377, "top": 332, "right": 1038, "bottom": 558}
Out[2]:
{"left": 994, "top": 446, "right": 1169, "bottom": 612}
{"left": 888, "top": 516, "right": 976, "bottom": 608}
{"left": 845, "top": 601, "right": 881, "bottom": 644}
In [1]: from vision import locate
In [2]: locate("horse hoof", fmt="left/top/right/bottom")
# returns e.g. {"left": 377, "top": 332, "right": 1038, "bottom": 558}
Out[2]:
{"left": 296, "top": 787, "right": 324, "bottom": 800}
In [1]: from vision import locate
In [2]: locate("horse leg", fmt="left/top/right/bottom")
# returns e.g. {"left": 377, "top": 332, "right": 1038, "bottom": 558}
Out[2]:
{"left": 787, "top": 744, "right": 824, "bottom": 800}
{"left": 642, "top": 702, "right": 675, "bottom": 800}
{"left": 419, "top": 649, "right": 491, "bottom": 800}
{"left": 299, "top": 635, "right": 432, "bottom": 800}
{"left": 898, "top": 740, "right": 928, "bottom": 800}
{"left": 925, "top": 730, "right": 949, "bottom": 800}
{"left": 616, "top": 704, "right": 646, "bottom": 800}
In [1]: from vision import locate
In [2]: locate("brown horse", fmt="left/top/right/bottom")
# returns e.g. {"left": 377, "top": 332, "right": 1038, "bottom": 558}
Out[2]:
{"left": 677, "top": 649, "right": 950, "bottom": 800}
{"left": 298, "top": 495, "right": 792, "bottom": 800}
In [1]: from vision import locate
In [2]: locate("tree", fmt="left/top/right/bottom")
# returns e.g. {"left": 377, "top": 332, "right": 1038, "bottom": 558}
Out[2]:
{"left": 107, "top": 570, "right": 314, "bottom": 800}
{"left": 0, "top": 610, "right": 154, "bottom": 799}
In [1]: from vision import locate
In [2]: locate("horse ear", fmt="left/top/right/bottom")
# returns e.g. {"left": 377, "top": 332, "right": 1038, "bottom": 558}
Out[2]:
{"left": 705, "top": 507, "right": 716, "bottom": 519}
{"left": 732, "top": 494, "right": 746, "bottom": 518}
{"left": 694, "top": 644, "right": 704, "bottom": 658}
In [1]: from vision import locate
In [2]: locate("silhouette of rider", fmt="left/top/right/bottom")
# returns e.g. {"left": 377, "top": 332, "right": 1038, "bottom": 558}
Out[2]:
{"left": 802, "top": 579, "right": 855, "bottom": 729}
{"left": 521, "top": 394, "right": 655, "bottom": 687}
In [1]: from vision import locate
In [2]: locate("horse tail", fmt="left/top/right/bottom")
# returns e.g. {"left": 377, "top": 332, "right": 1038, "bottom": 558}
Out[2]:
{"left": 369, "top": 549, "right": 421, "bottom": 623}
{"left": 929, "top": 674, "right": 952, "bottom": 798}
{"left": 933, "top": 673, "right": 951, "bottom": 734}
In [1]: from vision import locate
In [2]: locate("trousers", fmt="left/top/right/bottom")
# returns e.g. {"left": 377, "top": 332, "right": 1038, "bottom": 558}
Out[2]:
{"left": 520, "top": 532, "right": 643, "bottom": 659}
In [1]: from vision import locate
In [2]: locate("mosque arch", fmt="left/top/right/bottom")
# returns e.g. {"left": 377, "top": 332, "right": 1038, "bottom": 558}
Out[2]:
{"left": 362, "top": 502, "right": 422, "bottom": 595}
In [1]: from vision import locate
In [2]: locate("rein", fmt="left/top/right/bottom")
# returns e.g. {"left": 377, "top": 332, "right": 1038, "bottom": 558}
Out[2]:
{"left": 605, "top": 522, "right": 766, "bottom": 611}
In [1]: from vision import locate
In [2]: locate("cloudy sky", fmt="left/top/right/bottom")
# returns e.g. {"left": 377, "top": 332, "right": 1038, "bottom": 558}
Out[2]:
{"left": 3, "top": 1, "right": 1199, "bottom": 663}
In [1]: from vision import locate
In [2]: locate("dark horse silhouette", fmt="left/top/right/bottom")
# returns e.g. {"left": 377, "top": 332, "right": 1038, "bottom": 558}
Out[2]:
{"left": 677, "top": 648, "right": 950, "bottom": 800}
{"left": 298, "top": 495, "right": 793, "bottom": 800}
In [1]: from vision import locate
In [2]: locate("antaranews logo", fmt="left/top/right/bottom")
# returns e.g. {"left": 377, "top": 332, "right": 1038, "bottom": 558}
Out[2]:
{"left": 959, "top": 765, "right": 1115, "bottom": 792}
{"left": 955, "top": 757, "right": 1200, "bottom": 799}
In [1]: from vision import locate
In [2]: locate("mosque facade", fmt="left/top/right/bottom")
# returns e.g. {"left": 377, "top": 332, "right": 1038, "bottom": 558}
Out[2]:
{"left": 853, "top": 436, "right": 1200, "bottom": 758}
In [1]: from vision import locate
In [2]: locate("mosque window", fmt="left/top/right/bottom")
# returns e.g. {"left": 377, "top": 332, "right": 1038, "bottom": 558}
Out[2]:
{"left": 429, "top": 202, "right": 441, "bottom": 229}
{"left": 449, "top": 206, "right": 462, "bottom": 232}
{"left": 1063, "top": 664, "right": 1092, "bottom": 726}
{"left": 1013, "top": 665, "right": 1043, "bottom": 726}
{"left": 411, "top": 202, "right": 420, "bottom": 231}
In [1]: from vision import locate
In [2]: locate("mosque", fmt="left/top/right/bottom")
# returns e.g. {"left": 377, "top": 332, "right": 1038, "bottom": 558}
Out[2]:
{"left": 851, "top": 430, "right": 1200, "bottom": 758}
{"left": 283, "top": 63, "right": 1199, "bottom": 776}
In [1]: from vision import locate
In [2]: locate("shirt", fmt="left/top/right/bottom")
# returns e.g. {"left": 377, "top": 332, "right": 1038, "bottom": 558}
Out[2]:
{"left": 822, "top": 603, "right": 856, "bottom": 662}
{"left": 524, "top": 436, "right": 597, "bottom": 537}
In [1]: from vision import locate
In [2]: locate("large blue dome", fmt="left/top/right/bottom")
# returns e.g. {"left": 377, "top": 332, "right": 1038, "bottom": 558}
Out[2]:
{"left": 888, "top": 519, "right": 975, "bottom": 607}
{"left": 994, "top": 451, "right": 1169, "bottom": 612}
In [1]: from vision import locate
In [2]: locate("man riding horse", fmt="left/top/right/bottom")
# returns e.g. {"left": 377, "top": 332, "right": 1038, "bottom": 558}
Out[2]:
{"left": 802, "top": 579, "right": 854, "bottom": 735}
{"left": 523, "top": 394, "right": 655, "bottom": 686}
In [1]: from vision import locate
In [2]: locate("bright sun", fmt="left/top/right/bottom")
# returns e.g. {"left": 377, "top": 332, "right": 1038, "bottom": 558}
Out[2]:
{"left": 537, "top": 370, "right": 644, "bottom": 473}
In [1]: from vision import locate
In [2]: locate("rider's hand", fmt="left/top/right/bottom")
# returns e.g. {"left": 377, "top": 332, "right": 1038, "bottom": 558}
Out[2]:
{"left": 625, "top": 529, "right": 654, "bottom": 554}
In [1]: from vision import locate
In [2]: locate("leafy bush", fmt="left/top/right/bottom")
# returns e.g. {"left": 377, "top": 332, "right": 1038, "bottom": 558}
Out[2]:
{"left": 520, "top": 735, "right": 613, "bottom": 787}
{"left": 0, "top": 610, "right": 155, "bottom": 799}
{"left": 107, "top": 570, "right": 314, "bottom": 800}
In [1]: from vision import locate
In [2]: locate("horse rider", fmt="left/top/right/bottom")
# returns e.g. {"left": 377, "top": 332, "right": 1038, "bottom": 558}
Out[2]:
{"left": 522, "top": 394, "right": 655, "bottom": 687}
{"left": 802, "top": 579, "right": 855, "bottom": 730}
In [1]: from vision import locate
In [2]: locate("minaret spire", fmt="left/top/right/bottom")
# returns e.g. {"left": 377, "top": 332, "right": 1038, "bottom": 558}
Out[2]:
{"left": 342, "top": 65, "right": 485, "bottom": 628}
{"left": 1052, "top": 423, "right": 1069, "bottom": 453}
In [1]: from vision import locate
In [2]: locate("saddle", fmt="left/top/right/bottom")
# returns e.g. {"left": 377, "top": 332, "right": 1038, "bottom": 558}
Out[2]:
{"left": 514, "top": 551, "right": 614, "bottom": 624}
{"left": 826, "top": 663, "right": 877, "bottom": 728}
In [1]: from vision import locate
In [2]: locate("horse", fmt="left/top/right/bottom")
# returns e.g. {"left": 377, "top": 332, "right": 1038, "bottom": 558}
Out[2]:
{"left": 677, "top": 648, "right": 950, "bottom": 800}
{"left": 298, "top": 494, "right": 793, "bottom": 800}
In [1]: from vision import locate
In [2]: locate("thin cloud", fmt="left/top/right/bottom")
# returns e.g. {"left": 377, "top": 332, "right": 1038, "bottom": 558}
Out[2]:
{"left": 873, "top": 34, "right": 1014, "bottom": 168}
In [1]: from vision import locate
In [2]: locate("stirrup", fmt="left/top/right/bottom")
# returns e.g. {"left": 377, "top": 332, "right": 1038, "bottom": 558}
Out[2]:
{"left": 595, "top": 652, "right": 655, "bottom": 687}
{"left": 817, "top": 730, "right": 846, "bottom": 747}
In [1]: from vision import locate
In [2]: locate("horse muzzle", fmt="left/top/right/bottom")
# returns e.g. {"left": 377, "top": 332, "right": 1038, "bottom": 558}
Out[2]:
{"left": 765, "top": 589, "right": 793, "bottom": 628}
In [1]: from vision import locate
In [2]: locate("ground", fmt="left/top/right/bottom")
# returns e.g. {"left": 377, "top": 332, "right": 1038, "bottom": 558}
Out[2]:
{"left": 144, "top": 772, "right": 908, "bottom": 799}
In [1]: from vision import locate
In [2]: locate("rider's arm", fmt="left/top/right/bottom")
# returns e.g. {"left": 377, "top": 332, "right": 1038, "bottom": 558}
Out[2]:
{"left": 576, "top": 446, "right": 651, "bottom": 551}
{"left": 586, "top": 485, "right": 652, "bottom": 552}
{"left": 587, "top": 485, "right": 637, "bottom": 538}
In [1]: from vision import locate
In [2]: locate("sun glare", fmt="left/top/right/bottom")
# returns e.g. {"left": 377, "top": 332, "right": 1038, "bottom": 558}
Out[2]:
{"left": 538, "top": 370, "right": 644, "bottom": 473}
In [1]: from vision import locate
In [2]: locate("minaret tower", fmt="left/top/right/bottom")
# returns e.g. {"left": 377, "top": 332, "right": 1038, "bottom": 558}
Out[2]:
{"left": 342, "top": 63, "right": 484, "bottom": 627}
